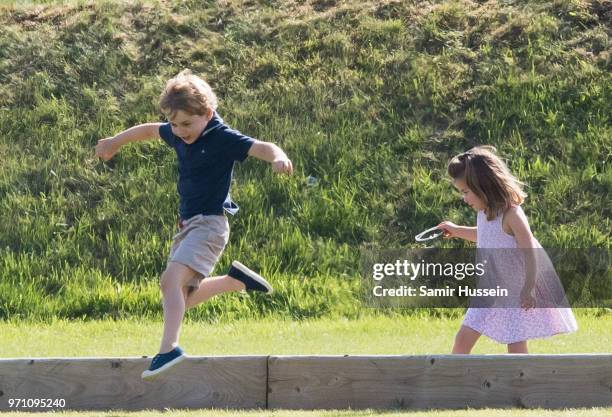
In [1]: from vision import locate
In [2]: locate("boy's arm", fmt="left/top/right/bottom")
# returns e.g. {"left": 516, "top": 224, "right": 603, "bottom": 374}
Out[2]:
{"left": 248, "top": 140, "right": 293, "bottom": 175}
{"left": 95, "top": 123, "right": 163, "bottom": 161}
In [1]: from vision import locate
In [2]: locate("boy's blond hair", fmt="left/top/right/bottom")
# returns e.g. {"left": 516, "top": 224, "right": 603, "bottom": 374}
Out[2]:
{"left": 159, "top": 69, "right": 218, "bottom": 119}
{"left": 448, "top": 146, "right": 527, "bottom": 220}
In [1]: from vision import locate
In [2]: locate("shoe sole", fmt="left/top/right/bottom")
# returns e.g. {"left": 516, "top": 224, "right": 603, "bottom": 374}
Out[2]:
{"left": 141, "top": 354, "right": 186, "bottom": 380}
{"left": 231, "top": 260, "right": 274, "bottom": 294}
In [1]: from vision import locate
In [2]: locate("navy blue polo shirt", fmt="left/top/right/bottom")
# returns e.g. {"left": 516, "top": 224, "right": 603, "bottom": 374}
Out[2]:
{"left": 158, "top": 112, "right": 254, "bottom": 219}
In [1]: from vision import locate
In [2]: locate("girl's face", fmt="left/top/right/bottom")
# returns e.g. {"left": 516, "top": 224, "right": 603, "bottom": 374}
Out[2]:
{"left": 169, "top": 109, "right": 213, "bottom": 144}
{"left": 453, "top": 178, "right": 486, "bottom": 211}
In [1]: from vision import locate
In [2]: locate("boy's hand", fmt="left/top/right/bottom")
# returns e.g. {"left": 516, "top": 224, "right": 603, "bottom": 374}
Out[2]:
{"left": 248, "top": 141, "right": 293, "bottom": 174}
{"left": 436, "top": 221, "right": 460, "bottom": 239}
{"left": 272, "top": 158, "right": 293, "bottom": 175}
{"left": 95, "top": 137, "right": 121, "bottom": 161}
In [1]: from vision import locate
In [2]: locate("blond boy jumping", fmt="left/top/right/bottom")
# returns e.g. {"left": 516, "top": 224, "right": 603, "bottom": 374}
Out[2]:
{"left": 95, "top": 69, "right": 293, "bottom": 379}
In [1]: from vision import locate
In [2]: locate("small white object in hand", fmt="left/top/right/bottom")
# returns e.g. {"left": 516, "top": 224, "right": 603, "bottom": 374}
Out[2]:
{"left": 415, "top": 226, "right": 443, "bottom": 242}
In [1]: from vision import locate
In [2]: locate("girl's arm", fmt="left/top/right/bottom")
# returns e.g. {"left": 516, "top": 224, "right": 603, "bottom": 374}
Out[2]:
{"left": 504, "top": 207, "right": 538, "bottom": 309}
{"left": 248, "top": 140, "right": 293, "bottom": 175}
{"left": 95, "top": 123, "right": 163, "bottom": 161}
{"left": 437, "top": 221, "right": 477, "bottom": 242}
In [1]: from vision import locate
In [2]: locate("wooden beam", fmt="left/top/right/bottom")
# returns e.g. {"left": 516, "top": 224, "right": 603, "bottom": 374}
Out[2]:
{"left": 1, "top": 355, "right": 610, "bottom": 411}
{"left": 268, "top": 355, "right": 612, "bottom": 410}
{"left": 0, "top": 356, "right": 267, "bottom": 411}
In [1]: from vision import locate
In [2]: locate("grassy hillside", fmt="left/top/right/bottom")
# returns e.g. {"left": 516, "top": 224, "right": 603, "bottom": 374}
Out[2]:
{"left": 0, "top": 0, "right": 609, "bottom": 320}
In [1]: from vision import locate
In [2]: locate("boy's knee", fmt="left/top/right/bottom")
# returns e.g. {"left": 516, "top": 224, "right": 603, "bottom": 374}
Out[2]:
{"left": 160, "top": 263, "right": 196, "bottom": 293}
{"left": 160, "top": 268, "right": 180, "bottom": 293}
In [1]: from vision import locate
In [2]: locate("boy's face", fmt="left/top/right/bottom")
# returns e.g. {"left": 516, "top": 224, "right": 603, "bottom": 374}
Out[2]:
{"left": 168, "top": 109, "right": 213, "bottom": 144}
{"left": 453, "top": 178, "right": 486, "bottom": 211}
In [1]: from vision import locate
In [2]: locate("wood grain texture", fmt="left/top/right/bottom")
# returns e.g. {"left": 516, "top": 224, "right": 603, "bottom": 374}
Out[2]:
{"left": 268, "top": 355, "right": 612, "bottom": 410}
{"left": 1, "top": 355, "right": 610, "bottom": 410}
{"left": 0, "top": 356, "right": 267, "bottom": 411}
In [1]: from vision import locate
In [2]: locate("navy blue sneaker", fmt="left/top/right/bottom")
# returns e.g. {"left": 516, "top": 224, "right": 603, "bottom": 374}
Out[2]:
{"left": 141, "top": 346, "right": 186, "bottom": 379}
{"left": 228, "top": 261, "right": 273, "bottom": 294}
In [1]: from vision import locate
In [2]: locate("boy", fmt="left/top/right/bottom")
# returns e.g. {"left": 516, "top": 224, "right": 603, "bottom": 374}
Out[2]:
{"left": 95, "top": 69, "right": 293, "bottom": 379}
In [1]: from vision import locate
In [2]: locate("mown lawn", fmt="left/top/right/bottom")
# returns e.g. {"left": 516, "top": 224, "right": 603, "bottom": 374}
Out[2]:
{"left": 1, "top": 313, "right": 610, "bottom": 357}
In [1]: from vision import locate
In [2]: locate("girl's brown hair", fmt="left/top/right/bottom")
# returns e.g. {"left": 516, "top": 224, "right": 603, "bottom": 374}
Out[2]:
{"left": 448, "top": 146, "right": 527, "bottom": 220}
{"left": 159, "top": 69, "right": 218, "bottom": 119}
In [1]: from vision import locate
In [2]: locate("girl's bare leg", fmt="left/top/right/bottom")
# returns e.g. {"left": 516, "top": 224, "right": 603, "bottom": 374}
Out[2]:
{"left": 507, "top": 341, "right": 528, "bottom": 353}
{"left": 452, "top": 325, "right": 481, "bottom": 354}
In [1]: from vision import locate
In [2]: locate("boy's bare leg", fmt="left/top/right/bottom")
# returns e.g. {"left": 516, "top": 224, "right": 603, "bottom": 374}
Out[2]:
{"left": 159, "top": 262, "right": 197, "bottom": 353}
{"left": 185, "top": 275, "right": 245, "bottom": 309}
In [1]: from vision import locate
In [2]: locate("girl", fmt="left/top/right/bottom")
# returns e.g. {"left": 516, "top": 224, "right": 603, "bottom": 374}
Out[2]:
{"left": 437, "top": 146, "right": 577, "bottom": 354}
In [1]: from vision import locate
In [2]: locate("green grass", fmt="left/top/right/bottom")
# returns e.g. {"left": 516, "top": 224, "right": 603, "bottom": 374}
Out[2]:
{"left": 1, "top": 314, "right": 610, "bottom": 357}
{"left": 0, "top": 0, "right": 609, "bottom": 320}
{"left": 2, "top": 408, "right": 612, "bottom": 417}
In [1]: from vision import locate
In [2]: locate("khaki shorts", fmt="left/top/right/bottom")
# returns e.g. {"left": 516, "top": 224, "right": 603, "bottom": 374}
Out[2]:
{"left": 167, "top": 214, "right": 230, "bottom": 288}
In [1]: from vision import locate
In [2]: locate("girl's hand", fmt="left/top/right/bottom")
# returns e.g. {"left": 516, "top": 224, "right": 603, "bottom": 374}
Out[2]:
{"left": 436, "top": 221, "right": 460, "bottom": 239}
{"left": 520, "top": 287, "right": 536, "bottom": 310}
{"left": 95, "top": 137, "right": 121, "bottom": 161}
{"left": 272, "top": 158, "right": 293, "bottom": 175}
